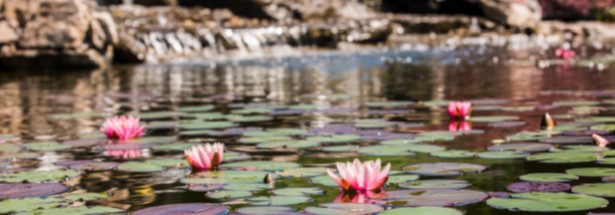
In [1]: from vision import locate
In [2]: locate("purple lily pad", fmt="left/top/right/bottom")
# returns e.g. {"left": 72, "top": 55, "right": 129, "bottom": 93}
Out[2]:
{"left": 0, "top": 168, "right": 34, "bottom": 174}
{"left": 506, "top": 182, "right": 571, "bottom": 193}
{"left": 54, "top": 160, "right": 97, "bottom": 167}
{"left": 69, "top": 162, "right": 120, "bottom": 171}
{"left": 370, "top": 189, "right": 488, "bottom": 207}
{"left": 540, "top": 136, "right": 593, "bottom": 145}
{"left": 315, "top": 108, "right": 358, "bottom": 115}
{"left": 0, "top": 183, "right": 68, "bottom": 199}
{"left": 132, "top": 203, "right": 228, "bottom": 215}
{"left": 488, "top": 121, "right": 527, "bottom": 128}
{"left": 309, "top": 125, "right": 356, "bottom": 135}
{"left": 187, "top": 184, "right": 225, "bottom": 192}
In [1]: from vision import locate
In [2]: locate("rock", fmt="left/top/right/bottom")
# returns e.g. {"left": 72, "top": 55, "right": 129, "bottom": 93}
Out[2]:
{"left": 479, "top": 0, "right": 542, "bottom": 28}
{"left": 0, "top": 0, "right": 118, "bottom": 68}
{"left": 538, "top": 0, "right": 613, "bottom": 20}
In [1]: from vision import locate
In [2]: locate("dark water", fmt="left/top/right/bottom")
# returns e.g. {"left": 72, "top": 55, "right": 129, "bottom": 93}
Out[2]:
{"left": 1, "top": 47, "right": 615, "bottom": 214}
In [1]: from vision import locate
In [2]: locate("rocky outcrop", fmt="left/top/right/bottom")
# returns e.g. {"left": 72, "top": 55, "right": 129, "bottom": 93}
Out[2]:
{"left": 0, "top": 0, "right": 117, "bottom": 68}
{"left": 479, "top": 0, "right": 542, "bottom": 29}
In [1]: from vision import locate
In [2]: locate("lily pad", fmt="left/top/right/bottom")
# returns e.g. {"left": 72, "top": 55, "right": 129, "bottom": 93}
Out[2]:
{"left": 520, "top": 173, "right": 579, "bottom": 182}
{"left": 477, "top": 151, "right": 529, "bottom": 159}
{"left": 387, "top": 175, "right": 420, "bottom": 185}
{"left": 358, "top": 145, "right": 416, "bottom": 156}
{"left": 307, "top": 135, "right": 361, "bottom": 143}
{"left": 540, "top": 136, "right": 593, "bottom": 145}
{"left": 186, "top": 184, "right": 224, "bottom": 192}
{"left": 322, "top": 145, "right": 359, "bottom": 152}
{"left": 0, "top": 183, "right": 68, "bottom": 199}
{"left": 117, "top": 161, "right": 165, "bottom": 172}
{"left": 236, "top": 206, "right": 296, "bottom": 215}
{"left": 23, "top": 141, "right": 71, "bottom": 151}
{"left": 366, "top": 101, "right": 414, "bottom": 108}
{"left": 355, "top": 119, "right": 398, "bottom": 128}
{"left": 181, "top": 170, "right": 269, "bottom": 184}
{"left": 309, "top": 175, "right": 338, "bottom": 186}
{"left": 272, "top": 187, "right": 323, "bottom": 196}
{"left": 371, "top": 189, "right": 488, "bottom": 206}
{"left": 132, "top": 203, "right": 228, "bottom": 215}
{"left": 487, "top": 192, "right": 608, "bottom": 212}
{"left": 305, "top": 203, "right": 384, "bottom": 215}
{"left": 381, "top": 139, "right": 421, "bottom": 145}
{"left": 379, "top": 207, "right": 463, "bottom": 215}
{"left": 136, "top": 111, "right": 185, "bottom": 120}
{"left": 572, "top": 183, "right": 615, "bottom": 197}
{"left": 223, "top": 183, "right": 270, "bottom": 191}
{"left": 68, "top": 162, "right": 119, "bottom": 171}
{"left": 430, "top": 150, "right": 475, "bottom": 158}
{"left": 278, "top": 167, "right": 329, "bottom": 178}
{"left": 0, "top": 170, "right": 80, "bottom": 183}
{"left": 527, "top": 151, "right": 599, "bottom": 163}
{"left": 239, "top": 136, "right": 291, "bottom": 144}
{"left": 220, "top": 161, "right": 300, "bottom": 171}
{"left": 227, "top": 115, "right": 273, "bottom": 123}
{"left": 566, "top": 167, "right": 615, "bottom": 177}
{"left": 152, "top": 143, "right": 196, "bottom": 152}
{"left": 488, "top": 121, "right": 527, "bottom": 128}
{"left": 400, "top": 179, "right": 470, "bottom": 190}
{"left": 248, "top": 196, "right": 311, "bottom": 206}
{"left": 179, "top": 105, "right": 215, "bottom": 113}
{"left": 487, "top": 143, "right": 553, "bottom": 153}
{"left": 257, "top": 140, "right": 320, "bottom": 149}
{"left": 403, "top": 162, "right": 487, "bottom": 176}
{"left": 207, "top": 190, "right": 252, "bottom": 199}
{"left": 179, "top": 121, "right": 238, "bottom": 130}
{"left": 192, "top": 113, "right": 227, "bottom": 120}
{"left": 507, "top": 182, "right": 571, "bottom": 193}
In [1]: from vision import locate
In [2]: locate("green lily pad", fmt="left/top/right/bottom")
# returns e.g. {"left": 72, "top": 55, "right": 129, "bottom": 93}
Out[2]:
{"left": 307, "top": 135, "right": 361, "bottom": 143}
{"left": 554, "top": 101, "right": 600, "bottom": 106}
{"left": 487, "top": 143, "right": 553, "bottom": 153}
{"left": 387, "top": 175, "right": 420, "bottom": 185}
{"left": 181, "top": 171, "right": 270, "bottom": 184}
{"left": 381, "top": 139, "right": 421, "bottom": 145}
{"left": 220, "top": 161, "right": 300, "bottom": 171}
{"left": 563, "top": 145, "right": 610, "bottom": 152}
{"left": 598, "top": 157, "right": 615, "bottom": 165}
{"left": 358, "top": 145, "right": 416, "bottom": 156}
{"left": 236, "top": 207, "right": 295, "bottom": 215}
{"left": 0, "top": 144, "right": 21, "bottom": 152}
{"left": 309, "top": 175, "right": 337, "bottom": 186}
{"left": 470, "top": 116, "right": 519, "bottom": 123}
{"left": 245, "top": 129, "right": 308, "bottom": 137}
{"left": 117, "top": 161, "right": 164, "bottom": 172}
{"left": 430, "top": 150, "right": 475, "bottom": 158}
{"left": 232, "top": 108, "right": 272, "bottom": 115}
{"left": 192, "top": 112, "right": 227, "bottom": 120}
{"left": 527, "top": 151, "right": 599, "bottom": 163}
{"left": 23, "top": 142, "right": 71, "bottom": 151}
{"left": 416, "top": 131, "right": 456, "bottom": 142}
{"left": 379, "top": 207, "right": 463, "bottom": 215}
{"left": 366, "top": 101, "right": 414, "bottom": 108}
{"left": 572, "top": 183, "right": 615, "bottom": 197}
{"left": 278, "top": 167, "right": 329, "bottom": 178}
{"left": 49, "top": 112, "right": 102, "bottom": 120}
{"left": 355, "top": 119, "right": 397, "bottom": 128}
{"left": 0, "top": 152, "right": 41, "bottom": 161}
{"left": 257, "top": 140, "right": 320, "bottom": 149}
{"left": 590, "top": 124, "right": 615, "bottom": 131}
{"left": 19, "top": 206, "right": 123, "bottom": 215}
{"left": 566, "top": 167, "right": 615, "bottom": 177}
{"left": 152, "top": 143, "right": 196, "bottom": 152}
{"left": 400, "top": 179, "right": 470, "bottom": 190}
{"left": 227, "top": 115, "right": 273, "bottom": 123}
{"left": 248, "top": 196, "right": 311, "bottom": 206}
{"left": 272, "top": 187, "right": 323, "bottom": 196}
{"left": 223, "top": 183, "right": 269, "bottom": 191}
{"left": 477, "top": 151, "right": 529, "bottom": 159}
{"left": 305, "top": 203, "right": 384, "bottom": 214}
{"left": 403, "top": 162, "right": 487, "bottom": 176}
{"left": 407, "top": 144, "right": 446, "bottom": 153}
{"left": 0, "top": 170, "right": 80, "bottom": 183}
{"left": 136, "top": 111, "right": 184, "bottom": 120}
{"left": 520, "top": 173, "right": 579, "bottom": 182}
{"left": 179, "top": 121, "right": 238, "bottom": 130}
{"left": 179, "top": 105, "right": 215, "bottom": 113}
{"left": 148, "top": 158, "right": 188, "bottom": 168}
{"left": 487, "top": 192, "right": 608, "bottom": 212}
{"left": 239, "top": 136, "right": 291, "bottom": 144}
{"left": 207, "top": 190, "right": 252, "bottom": 199}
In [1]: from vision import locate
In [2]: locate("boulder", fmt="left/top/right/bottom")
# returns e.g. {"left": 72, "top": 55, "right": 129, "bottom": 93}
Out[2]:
{"left": 479, "top": 0, "right": 542, "bottom": 28}
{"left": 0, "top": 0, "right": 117, "bottom": 68}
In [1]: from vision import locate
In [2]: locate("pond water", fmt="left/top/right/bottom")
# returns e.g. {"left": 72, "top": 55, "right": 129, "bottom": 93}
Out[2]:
{"left": 2, "top": 46, "right": 615, "bottom": 214}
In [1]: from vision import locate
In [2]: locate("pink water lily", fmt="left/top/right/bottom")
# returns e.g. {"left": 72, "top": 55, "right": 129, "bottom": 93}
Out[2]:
{"left": 593, "top": 134, "right": 611, "bottom": 148}
{"left": 101, "top": 116, "right": 145, "bottom": 140}
{"left": 555, "top": 48, "right": 575, "bottom": 60}
{"left": 185, "top": 143, "right": 224, "bottom": 171}
{"left": 327, "top": 159, "right": 390, "bottom": 193}
{"left": 448, "top": 101, "right": 472, "bottom": 119}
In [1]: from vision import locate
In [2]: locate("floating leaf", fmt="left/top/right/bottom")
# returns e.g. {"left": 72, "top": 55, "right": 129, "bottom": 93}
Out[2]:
{"left": 207, "top": 190, "right": 252, "bottom": 199}
{"left": 257, "top": 140, "right": 320, "bottom": 149}
{"left": 399, "top": 180, "right": 470, "bottom": 190}
{"left": 507, "top": 182, "right": 570, "bottom": 193}
{"left": 68, "top": 162, "right": 119, "bottom": 171}
{"left": 181, "top": 171, "right": 270, "bottom": 184}
{"left": 358, "top": 145, "right": 416, "bottom": 156}
{"left": 470, "top": 116, "right": 519, "bottom": 123}
{"left": 322, "top": 145, "right": 359, "bottom": 152}
{"left": 136, "top": 111, "right": 185, "bottom": 120}
{"left": 272, "top": 187, "right": 323, "bottom": 196}
{"left": 307, "top": 135, "right": 361, "bottom": 143}
{"left": 179, "top": 121, "right": 238, "bottom": 130}
{"left": 519, "top": 173, "right": 579, "bottom": 182}
{"left": 227, "top": 115, "right": 273, "bottom": 123}
{"left": 566, "top": 167, "right": 615, "bottom": 177}
{"left": 132, "top": 203, "right": 227, "bottom": 215}
{"left": 555, "top": 101, "right": 600, "bottom": 106}
{"left": 236, "top": 206, "right": 295, "bottom": 215}
{"left": 381, "top": 139, "right": 421, "bottom": 145}
{"left": 0, "top": 170, "right": 80, "bottom": 183}
{"left": 355, "top": 119, "right": 397, "bottom": 128}
{"left": 223, "top": 183, "right": 269, "bottom": 191}
{"left": 220, "top": 161, "right": 300, "bottom": 171}
{"left": 371, "top": 189, "right": 488, "bottom": 206}
{"left": 527, "top": 151, "right": 599, "bottom": 163}
{"left": 430, "top": 150, "right": 475, "bottom": 158}
{"left": 248, "top": 196, "right": 311, "bottom": 206}
{"left": 186, "top": 184, "right": 224, "bottom": 192}
{"left": 192, "top": 113, "right": 227, "bottom": 120}
{"left": 403, "top": 162, "right": 486, "bottom": 176}
{"left": 540, "top": 136, "right": 592, "bottom": 145}
{"left": 487, "top": 192, "right": 608, "bottom": 212}
{"left": 487, "top": 143, "right": 553, "bottom": 153}
{"left": 379, "top": 207, "right": 463, "bottom": 215}
{"left": 22, "top": 206, "right": 123, "bottom": 215}
{"left": 305, "top": 203, "right": 384, "bottom": 214}
{"left": 572, "top": 183, "right": 615, "bottom": 197}
{"left": 23, "top": 142, "right": 71, "bottom": 151}
{"left": 117, "top": 162, "right": 164, "bottom": 173}
{"left": 0, "top": 183, "right": 68, "bottom": 200}
{"left": 387, "top": 175, "right": 420, "bottom": 185}
{"left": 239, "top": 136, "right": 291, "bottom": 144}
{"left": 310, "top": 175, "right": 337, "bottom": 186}
{"left": 152, "top": 143, "right": 196, "bottom": 152}
{"left": 366, "top": 101, "right": 414, "bottom": 108}
{"left": 477, "top": 151, "right": 528, "bottom": 159}
{"left": 278, "top": 167, "right": 329, "bottom": 178}
{"left": 179, "top": 105, "right": 215, "bottom": 113}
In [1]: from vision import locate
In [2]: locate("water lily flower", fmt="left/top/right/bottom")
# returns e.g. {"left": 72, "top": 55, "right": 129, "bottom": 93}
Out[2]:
{"left": 555, "top": 48, "right": 575, "bottom": 60}
{"left": 327, "top": 159, "right": 390, "bottom": 193}
{"left": 185, "top": 143, "right": 224, "bottom": 171}
{"left": 593, "top": 134, "right": 610, "bottom": 148}
{"left": 540, "top": 113, "right": 555, "bottom": 129}
{"left": 448, "top": 101, "right": 472, "bottom": 119}
{"left": 101, "top": 116, "right": 145, "bottom": 140}
{"left": 449, "top": 120, "right": 472, "bottom": 132}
